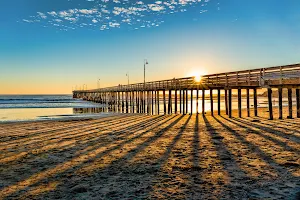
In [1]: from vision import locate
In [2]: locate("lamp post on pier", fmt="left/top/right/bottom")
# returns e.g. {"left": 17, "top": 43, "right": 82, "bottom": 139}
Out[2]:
{"left": 97, "top": 79, "right": 100, "bottom": 89}
{"left": 126, "top": 73, "right": 129, "bottom": 86}
{"left": 144, "top": 59, "right": 148, "bottom": 87}
{"left": 144, "top": 59, "right": 148, "bottom": 113}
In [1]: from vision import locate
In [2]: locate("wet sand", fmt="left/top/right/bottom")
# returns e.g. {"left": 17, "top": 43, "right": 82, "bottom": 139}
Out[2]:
{"left": 0, "top": 107, "right": 299, "bottom": 199}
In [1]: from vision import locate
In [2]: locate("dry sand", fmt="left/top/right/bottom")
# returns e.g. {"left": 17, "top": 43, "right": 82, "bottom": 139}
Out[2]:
{"left": 0, "top": 107, "right": 299, "bottom": 200}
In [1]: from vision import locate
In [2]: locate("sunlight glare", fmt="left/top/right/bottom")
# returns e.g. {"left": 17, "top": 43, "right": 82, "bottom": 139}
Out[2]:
{"left": 194, "top": 76, "right": 202, "bottom": 82}
{"left": 187, "top": 69, "right": 207, "bottom": 83}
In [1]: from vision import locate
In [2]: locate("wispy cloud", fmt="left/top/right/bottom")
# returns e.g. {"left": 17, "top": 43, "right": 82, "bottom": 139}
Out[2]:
{"left": 22, "top": 0, "right": 211, "bottom": 31}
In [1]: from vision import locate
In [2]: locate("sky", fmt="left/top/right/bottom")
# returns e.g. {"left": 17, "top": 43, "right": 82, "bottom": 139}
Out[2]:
{"left": 0, "top": 0, "right": 300, "bottom": 94}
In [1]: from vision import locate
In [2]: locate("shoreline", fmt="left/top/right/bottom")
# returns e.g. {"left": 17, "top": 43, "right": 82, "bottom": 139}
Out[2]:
{"left": 1, "top": 105, "right": 299, "bottom": 124}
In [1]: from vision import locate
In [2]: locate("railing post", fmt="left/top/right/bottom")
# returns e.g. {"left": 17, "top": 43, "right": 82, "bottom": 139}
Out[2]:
{"left": 248, "top": 70, "right": 251, "bottom": 86}
{"left": 280, "top": 66, "right": 283, "bottom": 85}
{"left": 226, "top": 74, "right": 228, "bottom": 87}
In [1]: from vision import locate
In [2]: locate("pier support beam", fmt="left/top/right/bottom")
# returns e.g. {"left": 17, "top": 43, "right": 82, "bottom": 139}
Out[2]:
{"left": 137, "top": 91, "right": 139, "bottom": 113}
{"left": 229, "top": 89, "right": 232, "bottom": 118}
{"left": 288, "top": 88, "right": 293, "bottom": 119}
{"left": 202, "top": 89, "right": 205, "bottom": 115}
{"left": 122, "top": 92, "right": 124, "bottom": 113}
{"left": 278, "top": 88, "right": 283, "bottom": 119}
{"left": 196, "top": 88, "right": 199, "bottom": 114}
{"left": 132, "top": 91, "right": 135, "bottom": 113}
{"left": 217, "top": 89, "right": 221, "bottom": 115}
{"left": 152, "top": 91, "right": 154, "bottom": 115}
{"left": 183, "top": 90, "right": 185, "bottom": 114}
{"left": 268, "top": 88, "right": 273, "bottom": 120}
{"left": 190, "top": 89, "right": 193, "bottom": 115}
{"left": 246, "top": 89, "right": 250, "bottom": 117}
{"left": 179, "top": 90, "right": 182, "bottom": 114}
{"left": 186, "top": 89, "right": 188, "bottom": 114}
{"left": 210, "top": 89, "right": 213, "bottom": 116}
{"left": 297, "top": 89, "right": 300, "bottom": 118}
{"left": 147, "top": 91, "right": 151, "bottom": 114}
{"left": 154, "top": 91, "right": 157, "bottom": 115}
{"left": 163, "top": 90, "right": 166, "bottom": 114}
{"left": 238, "top": 89, "right": 242, "bottom": 118}
{"left": 175, "top": 89, "right": 178, "bottom": 114}
{"left": 168, "top": 90, "right": 172, "bottom": 114}
{"left": 126, "top": 91, "right": 129, "bottom": 113}
{"left": 254, "top": 88, "right": 258, "bottom": 117}
{"left": 225, "top": 89, "right": 228, "bottom": 115}
{"left": 157, "top": 90, "right": 160, "bottom": 115}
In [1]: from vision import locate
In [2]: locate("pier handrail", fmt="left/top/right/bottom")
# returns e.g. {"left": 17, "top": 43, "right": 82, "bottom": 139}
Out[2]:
{"left": 74, "top": 63, "right": 300, "bottom": 93}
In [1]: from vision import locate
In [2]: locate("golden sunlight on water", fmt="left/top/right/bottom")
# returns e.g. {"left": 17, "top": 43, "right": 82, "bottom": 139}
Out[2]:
{"left": 0, "top": 108, "right": 74, "bottom": 121}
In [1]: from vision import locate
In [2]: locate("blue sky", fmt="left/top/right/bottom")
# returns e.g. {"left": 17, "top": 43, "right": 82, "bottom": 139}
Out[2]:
{"left": 0, "top": 0, "right": 300, "bottom": 94}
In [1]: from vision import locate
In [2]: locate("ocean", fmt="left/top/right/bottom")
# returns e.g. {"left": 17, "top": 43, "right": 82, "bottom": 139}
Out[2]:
{"left": 0, "top": 94, "right": 295, "bottom": 122}
{"left": 0, "top": 95, "right": 106, "bottom": 122}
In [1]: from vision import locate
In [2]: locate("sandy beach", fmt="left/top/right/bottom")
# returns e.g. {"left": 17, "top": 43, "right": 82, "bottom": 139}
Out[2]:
{"left": 0, "top": 107, "right": 299, "bottom": 200}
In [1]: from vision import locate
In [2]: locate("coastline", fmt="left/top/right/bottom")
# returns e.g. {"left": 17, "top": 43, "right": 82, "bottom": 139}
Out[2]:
{"left": 0, "top": 107, "right": 299, "bottom": 199}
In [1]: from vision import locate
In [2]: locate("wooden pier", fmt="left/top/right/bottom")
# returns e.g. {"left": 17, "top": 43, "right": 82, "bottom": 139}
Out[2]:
{"left": 73, "top": 63, "right": 300, "bottom": 120}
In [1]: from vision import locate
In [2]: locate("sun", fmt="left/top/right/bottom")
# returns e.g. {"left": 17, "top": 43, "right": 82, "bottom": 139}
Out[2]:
{"left": 187, "top": 69, "right": 207, "bottom": 83}
{"left": 194, "top": 76, "right": 202, "bottom": 82}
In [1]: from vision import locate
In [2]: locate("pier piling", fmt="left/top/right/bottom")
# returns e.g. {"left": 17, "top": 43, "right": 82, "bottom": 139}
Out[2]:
{"left": 73, "top": 63, "right": 300, "bottom": 120}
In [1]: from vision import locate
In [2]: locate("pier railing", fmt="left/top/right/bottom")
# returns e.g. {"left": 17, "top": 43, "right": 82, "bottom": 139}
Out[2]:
{"left": 73, "top": 63, "right": 300, "bottom": 120}
{"left": 75, "top": 63, "right": 300, "bottom": 93}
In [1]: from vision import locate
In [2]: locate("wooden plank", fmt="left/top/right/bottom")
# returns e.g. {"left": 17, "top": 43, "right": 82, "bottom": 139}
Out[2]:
{"left": 268, "top": 88, "right": 273, "bottom": 120}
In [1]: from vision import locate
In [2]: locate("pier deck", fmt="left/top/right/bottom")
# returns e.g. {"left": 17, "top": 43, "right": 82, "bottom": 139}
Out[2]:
{"left": 73, "top": 63, "right": 300, "bottom": 120}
